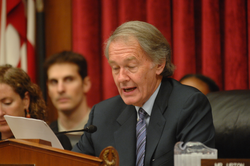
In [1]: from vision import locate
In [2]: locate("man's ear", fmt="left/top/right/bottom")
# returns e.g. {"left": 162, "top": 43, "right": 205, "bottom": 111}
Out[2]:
{"left": 82, "top": 76, "right": 91, "bottom": 93}
{"left": 155, "top": 61, "right": 166, "bottom": 75}
{"left": 23, "top": 91, "right": 30, "bottom": 110}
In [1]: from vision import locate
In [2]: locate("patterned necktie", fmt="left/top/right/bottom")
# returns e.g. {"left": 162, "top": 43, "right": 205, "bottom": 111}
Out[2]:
{"left": 136, "top": 108, "right": 148, "bottom": 166}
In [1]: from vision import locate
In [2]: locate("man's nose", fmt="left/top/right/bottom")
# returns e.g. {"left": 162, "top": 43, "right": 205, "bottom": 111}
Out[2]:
{"left": 57, "top": 81, "right": 65, "bottom": 93}
{"left": 117, "top": 68, "right": 130, "bottom": 82}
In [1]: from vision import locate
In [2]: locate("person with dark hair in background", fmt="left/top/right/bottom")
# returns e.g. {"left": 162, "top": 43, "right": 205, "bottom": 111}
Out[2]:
{"left": 0, "top": 64, "right": 46, "bottom": 140}
{"left": 44, "top": 51, "right": 91, "bottom": 150}
{"left": 180, "top": 74, "right": 219, "bottom": 95}
{"left": 72, "top": 21, "right": 215, "bottom": 166}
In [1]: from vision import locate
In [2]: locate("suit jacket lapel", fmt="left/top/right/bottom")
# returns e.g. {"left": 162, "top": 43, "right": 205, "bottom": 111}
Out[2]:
{"left": 145, "top": 78, "right": 173, "bottom": 164}
{"left": 114, "top": 105, "right": 137, "bottom": 165}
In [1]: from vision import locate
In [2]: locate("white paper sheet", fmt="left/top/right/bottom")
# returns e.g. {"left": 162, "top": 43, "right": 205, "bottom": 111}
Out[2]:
{"left": 4, "top": 115, "right": 63, "bottom": 149}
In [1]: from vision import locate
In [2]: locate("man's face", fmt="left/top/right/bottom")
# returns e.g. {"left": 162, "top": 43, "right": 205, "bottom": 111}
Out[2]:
{"left": 47, "top": 63, "right": 85, "bottom": 113}
{"left": 108, "top": 38, "right": 164, "bottom": 107}
{"left": 180, "top": 77, "right": 210, "bottom": 95}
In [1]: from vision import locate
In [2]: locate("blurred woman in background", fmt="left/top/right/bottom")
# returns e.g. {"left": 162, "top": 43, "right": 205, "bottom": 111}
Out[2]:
{"left": 0, "top": 64, "right": 46, "bottom": 139}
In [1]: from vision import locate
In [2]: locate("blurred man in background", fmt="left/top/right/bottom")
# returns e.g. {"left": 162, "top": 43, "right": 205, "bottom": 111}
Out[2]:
{"left": 180, "top": 74, "right": 219, "bottom": 95}
{"left": 44, "top": 51, "right": 91, "bottom": 149}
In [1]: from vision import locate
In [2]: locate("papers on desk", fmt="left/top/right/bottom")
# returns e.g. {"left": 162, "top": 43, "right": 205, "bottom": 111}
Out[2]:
{"left": 4, "top": 115, "right": 63, "bottom": 149}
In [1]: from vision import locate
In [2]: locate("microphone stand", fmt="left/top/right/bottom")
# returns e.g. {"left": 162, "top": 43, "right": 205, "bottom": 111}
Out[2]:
{"left": 55, "top": 129, "right": 86, "bottom": 135}
{"left": 55, "top": 125, "right": 97, "bottom": 135}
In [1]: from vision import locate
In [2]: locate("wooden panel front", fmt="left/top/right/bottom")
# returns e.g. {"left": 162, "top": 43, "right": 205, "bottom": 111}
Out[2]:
{"left": 0, "top": 140, "right": 102, "bottom": 166}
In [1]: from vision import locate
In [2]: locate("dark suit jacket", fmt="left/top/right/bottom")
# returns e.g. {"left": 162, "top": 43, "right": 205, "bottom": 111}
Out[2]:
{"left": 72, "top": 78, "right": 215, "bottom": 166}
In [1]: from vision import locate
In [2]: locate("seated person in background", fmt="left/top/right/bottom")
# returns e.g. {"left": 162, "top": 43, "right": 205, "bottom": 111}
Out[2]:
{"left": 179, "top": 74, "right": 219, "bottom": 95}
{"left": 0, "top": 64, "right": 46, "bottom": 140}
{"left": 72, "top": 21, "right": 215, "bottom": 166}
{"left": 44, "top": 51, "right": 91, "bottom": 149}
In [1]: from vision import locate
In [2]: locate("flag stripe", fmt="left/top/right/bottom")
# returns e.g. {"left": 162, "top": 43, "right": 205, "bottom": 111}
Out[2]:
{"left": 0, "top": 0, "right": 36, "bottom": 82}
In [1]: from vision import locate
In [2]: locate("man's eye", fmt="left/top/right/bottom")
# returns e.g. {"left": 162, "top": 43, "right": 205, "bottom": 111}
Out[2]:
{"left": 112, "top": 67, "right": 119, "bottom": 70}
{"left": 65, "top": 77, "right": 73, "bottom": 82}
{"left": 127, "top": 66, "right": 138, "bottom": 72}
{"left": 49, "top": 80, "right": 57, "bottom": 85}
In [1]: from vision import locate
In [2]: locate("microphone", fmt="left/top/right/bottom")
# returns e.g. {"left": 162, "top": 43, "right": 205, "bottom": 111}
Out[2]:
{"left": 55, "top": 125, "right": 97, "bottom": 135}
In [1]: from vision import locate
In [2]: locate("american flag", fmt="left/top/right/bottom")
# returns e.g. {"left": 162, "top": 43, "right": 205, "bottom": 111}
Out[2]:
{"left": 0, "top": 0, "right": 36, "bottom": 82}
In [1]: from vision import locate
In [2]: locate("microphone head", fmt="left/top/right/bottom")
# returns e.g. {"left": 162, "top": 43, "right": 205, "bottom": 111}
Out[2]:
{"left": 86, "top": 125, "right": 97, "bottom": 133}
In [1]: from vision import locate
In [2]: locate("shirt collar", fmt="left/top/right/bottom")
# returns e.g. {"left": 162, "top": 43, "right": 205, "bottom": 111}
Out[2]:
{"left": 135, "top": 82, "right": 161, "bottom": 117}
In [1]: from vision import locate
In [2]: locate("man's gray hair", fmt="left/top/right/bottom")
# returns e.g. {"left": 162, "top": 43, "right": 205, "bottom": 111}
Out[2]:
{"left": 104, "top": 21, "right": 175, "bottom": 77}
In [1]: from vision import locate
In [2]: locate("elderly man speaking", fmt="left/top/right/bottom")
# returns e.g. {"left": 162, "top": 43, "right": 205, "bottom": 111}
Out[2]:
{"left": 72, "top": 21, "right": 215, "bottom": 166}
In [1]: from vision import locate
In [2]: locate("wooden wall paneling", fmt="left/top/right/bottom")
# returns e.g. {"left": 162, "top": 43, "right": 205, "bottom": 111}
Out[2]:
{"left": 44, "top": 0, "right": 72, "bottom": 123}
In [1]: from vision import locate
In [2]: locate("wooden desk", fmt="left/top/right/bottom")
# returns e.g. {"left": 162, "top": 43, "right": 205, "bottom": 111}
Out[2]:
{"left": 0, "top": 139, "right": 119, "bottom": 166}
